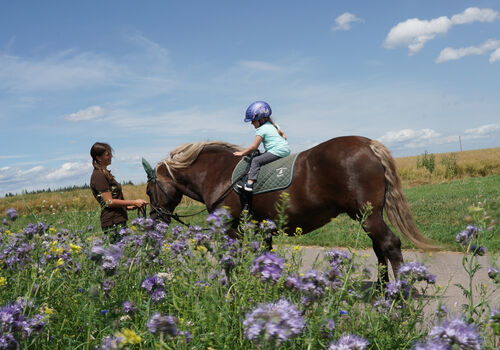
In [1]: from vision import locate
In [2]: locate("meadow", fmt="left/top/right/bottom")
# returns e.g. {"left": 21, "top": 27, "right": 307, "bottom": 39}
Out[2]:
{"left": 0, "top": 148, "right": 499, "bottom": 349}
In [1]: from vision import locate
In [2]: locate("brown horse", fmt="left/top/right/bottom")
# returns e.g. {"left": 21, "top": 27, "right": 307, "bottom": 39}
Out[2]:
{"left": 145, "top": 136, "right": 435, "bottom": 282}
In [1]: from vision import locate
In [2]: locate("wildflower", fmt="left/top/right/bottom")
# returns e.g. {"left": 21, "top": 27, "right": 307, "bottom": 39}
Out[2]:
{"left": 487, "top": 267, "right": 500, "bottom": 283}
{"left": 142, "top": 275, "right": 166, "bottom": 301}
{"left": 115, "top": 328, "right": 141, "bottom": 345}
{"left": 455, "top": 225, "right": 480, "bottom": 245}
{"left": 251, "top": 252, "right": 285, "bottom": 283}
{"left": 320, "top": 319, "right": 336, "bottom": 339}
{"left": 206, "top": 207, "right": 232, "bottom": 233}
{"left": 101, "top": 309, "right": 109, "bottom": 315}
{"left": 0, "top": 298, "right": 47, "bottom": 345}
{"left": 328, "top": 334, "right": 369, "bottom": 350}
{"left": 122, "top": 301, "right": 137, "bottom": 314}
{"left": 147, "top": 313, "right": 178, "bottom": 336}
{"left": 259, "top": 219, "right": 277, "bottom": 232}
{"left": 5, "top": 208, "right": 18, "bottom": 221}
{"left": 102, "top": 279, "right": 115, "bottom": 296}
{"left": 285, "top": 270, "right": 330, "bottom": 304}
{"left": 325, "top": 249, "right": 352, "bottom": 266}
{"left": 97, "top": 335, "right": 120, "bottom": 350}
{"left": 243, "top": 299, "right": 304, "bottom": 346}
{"left": 69, "top": 243, "right": 81, "bottom": 254}
{"left": 339, "top": 310, "right": 349, "bottom": 315}
{"left": 468, "top": 244, "right": 486, "bottom": 256}
{"left": 413, "top": 339, "right": 451, "bottom": 349}
{"left": 398, "top": 261, "right": 436, "bottom": 284}
{"left": 0, "top": 277, "right": 6, "bottom": 287}
{"left": 87, "top": 225, "right": 94, "bottom": 231}
{"left": 427, "top": 318, "right": 481, "bottom": 349}
{"left": 295, "top": 227, "right": 303, "bottom": 236}
{"left": 2, "top": 218, "right": 7, "bottom": 226}
{"left": 386, "top": 279, "right": 409, "bottom": 299}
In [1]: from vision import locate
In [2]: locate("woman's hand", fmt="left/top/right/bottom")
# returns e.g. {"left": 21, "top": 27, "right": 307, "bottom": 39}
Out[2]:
{"left": 132, "top": 199, "right": 148, "bottom": 208}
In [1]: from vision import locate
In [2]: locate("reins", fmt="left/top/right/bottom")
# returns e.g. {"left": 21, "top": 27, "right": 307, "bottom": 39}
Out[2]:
{"left": 142, "top": 157, "right": 247, "bottom": 228}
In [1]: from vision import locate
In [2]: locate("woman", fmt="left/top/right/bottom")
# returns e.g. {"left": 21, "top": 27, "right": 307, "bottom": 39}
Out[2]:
{"left": 90, "top": 142, "right": 147, "bottom": 242}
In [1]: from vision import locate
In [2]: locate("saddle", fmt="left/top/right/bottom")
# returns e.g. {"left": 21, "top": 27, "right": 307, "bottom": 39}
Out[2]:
{"left": 231, "top": 152, "right": 300, "bottom": 195}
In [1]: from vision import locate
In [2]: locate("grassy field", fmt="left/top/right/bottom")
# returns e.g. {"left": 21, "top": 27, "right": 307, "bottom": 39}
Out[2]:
{"left": 1, "top": 148, "right": 499, "bottom": 252}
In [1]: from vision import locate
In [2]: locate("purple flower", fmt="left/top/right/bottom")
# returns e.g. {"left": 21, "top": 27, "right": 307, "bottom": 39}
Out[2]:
{"left": 2, "top": 218, "right": 7, "bottom": 226}
{"left": 413, "top": 339, "right": 451, "bottom": 350}
{"left": 97, "top": 335, "right": 120, "bottom": 350}
{"left": 488, "top": 267, "right": 500, "bottom": 283}
{"left": 5, "top": 208, "right": 18, "bottom": 221}
{"left": 102, "top": 279, "right": 115, "bottom": 296}
{"left": 427, "top": 318, "right": 481, "bottom": 349}
{"left": 468, "top": 244, "right": 486, "bottom": 256}
{"left": 147, "top": 313, "right": 178, "bottom": 336}
{"left": 0, "top": 298, "right": 46, "bottom": 344}
{"left": 325, "top": 249, "right": 352, "bottom": 266}
{"left": 142, "top": 275, "right": 166, "bottom": 301}
{"left": 398, "top": 261, "right": 436, "bottom": 284}
{"left": 455, "top": 225, "right": 480, "bottom": 245}
{"left": 206, "top": 208, "right": 232, "bottom": 233}
{"left": 320, "top": 319, "right": 336, "bottom": 339}
{"left": 251, "top": 252, "right": 285, "bottom": 283}
{"left": 155, "top": 221, "right": 169, "bottom": 234}
{"left": 328, "top": 334, "right": 369, "bottom": 350}
{"left": 373, "top": 298, "right": 392, "bottom": 313}
{"left": 122, "top": 301, "right": 137, "bottom": 314}
{"left": 259, "top": 220, "right": 277, "bottom": 232}
{"left": 386, "top": 279, "right": 409, "bottom": 299}
{"left": 243, "top": 299, "right": 304, "bottom": 346}
{"left": 285, "top": 270, "right": 330, "bottom": 304}
{"left": 87, "top": 225, "right": 94, "bottom": 231}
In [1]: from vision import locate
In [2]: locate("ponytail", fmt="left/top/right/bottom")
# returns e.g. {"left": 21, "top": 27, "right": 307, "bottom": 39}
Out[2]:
{"left": 267, "top": 117, "right": 286, "bottom": 138}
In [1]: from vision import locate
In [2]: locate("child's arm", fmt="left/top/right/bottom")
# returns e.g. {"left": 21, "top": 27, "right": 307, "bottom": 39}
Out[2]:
{"left": 233, "top": 136, "right": 262, "bottom": 156}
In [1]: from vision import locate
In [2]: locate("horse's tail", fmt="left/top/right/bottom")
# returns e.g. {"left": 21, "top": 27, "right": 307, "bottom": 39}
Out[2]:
{"left": 369, "top": 140, "right": 438, "bottom": 251}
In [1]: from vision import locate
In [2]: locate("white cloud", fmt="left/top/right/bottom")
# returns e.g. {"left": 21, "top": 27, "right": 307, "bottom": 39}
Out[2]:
{"left": 436, "top": 39, "right": 500, "bottom": 63}
{"left": 65, "top": 106, "right": 107, "bottom": 121}
{"left": 378, "top": 128, "right": 440, "bottom": 144}
{"left": 44, "top": 162, "right": 91, "bottom": 181}
{"left": 464, "top": 123, "right": 500, "bottom": 135}
{"left": 239, "top": 60, "right": 285, "bottom": 72}
{"left": 490, "top": 48, "right": 500, "bottom": 63}
{"left": 384, "top": 7, "right": 499, "bottom": 55}
{"left": 450, "top": 7, "right": 499, "bottom": 25}
{"left": 332, "top": 12, "right": 364, "bottom": 31}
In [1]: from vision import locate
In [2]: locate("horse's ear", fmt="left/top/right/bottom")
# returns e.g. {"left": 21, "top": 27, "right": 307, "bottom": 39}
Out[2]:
{"left": 142, "top": 158, "right": 156, "bottom": 181}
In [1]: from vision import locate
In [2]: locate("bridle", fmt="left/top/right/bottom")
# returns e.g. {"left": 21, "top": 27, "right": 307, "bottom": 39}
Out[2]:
{"left": 142, "top": 158, "right": 246, "bottom": 227}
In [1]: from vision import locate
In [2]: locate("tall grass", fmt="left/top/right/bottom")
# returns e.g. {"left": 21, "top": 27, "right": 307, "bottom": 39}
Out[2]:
{"left": 396, "top": 147, "right": 500, "bottom": 187}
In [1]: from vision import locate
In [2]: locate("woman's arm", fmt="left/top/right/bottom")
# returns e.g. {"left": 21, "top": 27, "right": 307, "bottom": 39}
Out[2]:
{"left": 101, "top": 192, "right": 147, "bottom": 209}
{"left": 233, "top": 136, "right": 262, "bottom": 157}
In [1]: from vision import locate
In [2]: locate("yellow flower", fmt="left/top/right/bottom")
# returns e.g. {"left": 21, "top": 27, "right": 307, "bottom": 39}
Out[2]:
{"left": 43, "top": 306, "right": 54, "bottom": 315}
{"left": 292, "top": 245, "right": 301, "bottom": 252}
{"left": 56, "top": 258, "right": 65, "bottom": 266}
{"left": 163, "top": 244, "right": 170, "bottom": 252}
{"left": 196, "top": 245, "right": 208, "bottom": 253}
{"left": 69, "top": 243, "right": 81, "bottom": 254}
{"left": 295, "top": 227, "right": 303, "bottom": 236}
{"left": 189, "top": 238, "right": 196, "bottom": 245}
{"left": 49, "top": 227, "right": 57, "bottom": 233}
{"left": 4, "top": 230, "right": 11, "bottom": 235}
{"left": 116, "top": 328, "right": 142, "bottom": 345}
{"left": 0, "top": 277, "right": 7, "bottom": 287}
{"left": 130, "top": 225, "right": 137, "bottom": 231}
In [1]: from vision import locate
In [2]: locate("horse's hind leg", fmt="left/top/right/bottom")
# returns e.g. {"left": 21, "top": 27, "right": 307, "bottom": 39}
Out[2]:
{"left": 363, "top": 212, "right": 404, "bottom": 284}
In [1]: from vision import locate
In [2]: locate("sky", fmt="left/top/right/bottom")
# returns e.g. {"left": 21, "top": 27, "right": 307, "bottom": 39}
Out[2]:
{"left": 1, "top": 0, "right": 500, "bottom": 195}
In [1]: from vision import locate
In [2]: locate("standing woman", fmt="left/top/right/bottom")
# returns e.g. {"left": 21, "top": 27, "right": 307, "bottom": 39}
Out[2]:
{"left": 90, "top": 142, "right": 147, "bottom": 242}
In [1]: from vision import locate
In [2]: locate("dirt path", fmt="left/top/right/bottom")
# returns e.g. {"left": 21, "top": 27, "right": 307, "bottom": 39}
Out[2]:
{"left": 295, "top": 247, "right": 499, "bottom": 316}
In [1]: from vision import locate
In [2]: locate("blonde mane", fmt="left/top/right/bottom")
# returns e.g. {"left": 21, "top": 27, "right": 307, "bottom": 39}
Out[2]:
{"left": 160, "top": 141, "right": 243, "bottom": 169}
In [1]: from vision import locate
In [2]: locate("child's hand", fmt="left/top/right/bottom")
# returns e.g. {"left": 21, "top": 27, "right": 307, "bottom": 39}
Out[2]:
{"left": 233, "top": 151, "right": 244, "bottom": 157}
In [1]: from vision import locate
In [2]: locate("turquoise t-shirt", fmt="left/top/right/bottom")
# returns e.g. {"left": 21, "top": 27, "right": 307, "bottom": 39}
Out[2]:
{"left": 255, "top": 122, "right": 291, "bottom": 157}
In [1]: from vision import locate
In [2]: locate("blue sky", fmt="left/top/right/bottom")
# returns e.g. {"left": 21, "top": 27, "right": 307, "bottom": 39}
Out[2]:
{"left": 1, "top": 1, "right": 499, "bottom": 195}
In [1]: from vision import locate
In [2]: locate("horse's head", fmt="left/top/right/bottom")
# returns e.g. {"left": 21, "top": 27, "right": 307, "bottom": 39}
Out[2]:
{"left": 142, "top": 158, "right": 183, "bottom": 223}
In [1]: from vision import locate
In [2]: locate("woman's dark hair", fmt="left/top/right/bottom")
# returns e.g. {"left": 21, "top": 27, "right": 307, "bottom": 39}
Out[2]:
{"left": 90, "top": 142, "right": 115, "bottom": 181}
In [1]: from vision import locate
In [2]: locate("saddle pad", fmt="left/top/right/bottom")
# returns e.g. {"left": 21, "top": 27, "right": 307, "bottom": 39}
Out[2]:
{"left": 231, "top": 153, "right": 300, "bottom": 194}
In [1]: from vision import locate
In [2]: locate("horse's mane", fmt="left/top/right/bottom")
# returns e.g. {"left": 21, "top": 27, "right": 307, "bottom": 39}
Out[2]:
{"left": 161, "top": 141, "right": 243, "bottom": 169}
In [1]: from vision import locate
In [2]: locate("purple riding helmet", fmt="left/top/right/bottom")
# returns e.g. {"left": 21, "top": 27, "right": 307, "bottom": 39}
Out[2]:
{"left": 244, "top": 101, "right": 272, "bottom": 122}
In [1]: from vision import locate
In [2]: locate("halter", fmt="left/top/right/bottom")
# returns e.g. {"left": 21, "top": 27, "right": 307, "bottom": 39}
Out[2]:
{"left": 142, "top": 158, "right": 246, "bottom": 227}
